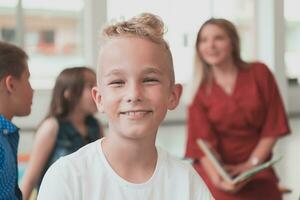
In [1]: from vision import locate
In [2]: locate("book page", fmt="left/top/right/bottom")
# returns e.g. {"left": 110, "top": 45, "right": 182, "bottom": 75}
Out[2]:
{"left": 197, "top": 139, "right": 282, "bottom": 185}
{"left": 197, "top": 139, "right": 233, "bottom": 183}
{"left": 232, "top": 157, "right": 282, "bottom": 184}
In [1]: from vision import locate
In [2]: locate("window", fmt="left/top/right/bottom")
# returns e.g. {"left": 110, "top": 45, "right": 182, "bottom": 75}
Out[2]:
{"left": 1, "top": 28, "right": 16, "bottom": 42}
{"left": 40, "top": 30, "right": 55, "bottom": 45}
{"left": 0, "top": 0, "right": 17, "bottom": 43}
{"left": 285, "top": 0, "right": 300, "bottom": 84}
{"left": 212, "top": 0, "right": 255, "bottom": 61}
{"left": 1, "top": 0, "right": 257, "bottom": 88}
{"left": 23, "top": 0, "right": 85, "bottom": 89}
{"left": 0, "top": 0, "right": 85, "bottom": 89}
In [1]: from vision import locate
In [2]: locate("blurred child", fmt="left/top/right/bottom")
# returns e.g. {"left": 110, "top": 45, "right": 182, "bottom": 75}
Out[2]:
{"left": 21, "top": 67, "right": 103, "bottom": 200}
{"left": 0, "top": 41, "right": 33, "bottom": 199}
{"left": 37, "top": 13, "right": 213, "bottom": 200}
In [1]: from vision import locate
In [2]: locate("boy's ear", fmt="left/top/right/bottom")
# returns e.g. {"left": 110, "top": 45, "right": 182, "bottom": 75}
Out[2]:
{"left": 92, "top": 86, "right": 105, "bottom": 113}
{"left": 168, "top": 83, "right": 182, "bottom": 110}
{"left": 4, "top": 75, "right": 15, "bottom": 93}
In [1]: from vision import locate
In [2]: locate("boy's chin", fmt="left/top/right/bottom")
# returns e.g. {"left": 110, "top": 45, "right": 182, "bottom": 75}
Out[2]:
{"left": 17, "top": 108, "right": 32, "bottom": 116}
{"left": 120, "top": 128, "right": 156, "bottom": 141}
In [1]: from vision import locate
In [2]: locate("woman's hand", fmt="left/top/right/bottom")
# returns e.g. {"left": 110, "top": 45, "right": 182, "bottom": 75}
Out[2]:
{"left": 224, "top": 161, "right": 253, "bottom": 177}
{"left": 201, "top": 153, "right": 254, "bottom": 194}
{"left": 212, "top": 161, "right": 254, "bottom": 193}
{"left": 200, "top": 156, "right": 224, "bottom": 186}
{"left": 215, "top": 178, "right": 250, "bottom": 194}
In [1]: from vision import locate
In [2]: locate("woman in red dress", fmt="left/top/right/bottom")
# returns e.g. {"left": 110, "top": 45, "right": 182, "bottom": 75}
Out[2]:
{"left": 185, "top": 18, "right": 290, "bottom": 200}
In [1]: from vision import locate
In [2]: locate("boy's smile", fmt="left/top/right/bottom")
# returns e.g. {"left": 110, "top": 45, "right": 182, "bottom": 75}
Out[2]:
{"left": 120, "top": 109, "right": 153, "bottom": 120}
{"left": 93, "top": 37, "right": 181, "bottom": 140}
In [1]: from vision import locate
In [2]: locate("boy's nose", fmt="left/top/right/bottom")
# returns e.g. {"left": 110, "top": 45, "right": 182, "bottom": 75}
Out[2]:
{"left": 125, "top": 83, "right": 143, "bottom": 103}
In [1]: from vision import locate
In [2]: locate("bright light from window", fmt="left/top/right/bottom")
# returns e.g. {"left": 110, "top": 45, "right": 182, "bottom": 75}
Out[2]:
{"left": 285, "top": 0, "right": 300, "bottom": 21}
{"left": 0, "top": 0, "right": 17, "bottom": 7}
{"left": 212, "top": 0, "right": 255, "bottom": 61}
{"left": 285, "top": 0, "right": 300, "bottom": 81}
{"left": 23, "top": 0, "right": 85, "bottom": 89}
{"left": 22, "top": 0, "right": 83, "bottom": 11}
{"left": 0, "top": 0, "right": 17, "bottom": 44}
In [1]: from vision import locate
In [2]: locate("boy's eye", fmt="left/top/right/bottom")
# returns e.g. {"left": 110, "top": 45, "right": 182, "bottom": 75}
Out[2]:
{"left": 143, "top": 78, "right": 159, "bottom": 83}
{"left": 108, "top": 80, "right": 125, "bottom": 87}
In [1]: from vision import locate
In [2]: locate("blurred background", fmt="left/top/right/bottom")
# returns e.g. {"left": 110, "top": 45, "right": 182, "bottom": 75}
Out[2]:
{"left": 1, "top": 0, "right": 299, "bottom": 199}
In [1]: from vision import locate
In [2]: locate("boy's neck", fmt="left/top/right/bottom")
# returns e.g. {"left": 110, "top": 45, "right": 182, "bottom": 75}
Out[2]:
{"left": 0, "top": 106, "right": 13, "bottom": 121}
{"left": 102, "top": 135, "right": 158, "bottom": 184}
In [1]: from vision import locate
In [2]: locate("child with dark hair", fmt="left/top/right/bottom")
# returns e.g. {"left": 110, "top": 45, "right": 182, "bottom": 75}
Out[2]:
{"left": 0, "top": 41, "right": 33, "bottom": 199}
{"left": 21, "top": 66, "right": 104, "bottom": 200}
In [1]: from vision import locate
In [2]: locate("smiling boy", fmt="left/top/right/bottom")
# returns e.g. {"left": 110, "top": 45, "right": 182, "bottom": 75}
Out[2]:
{"left": 37, "top": 13, "right": 213, "bottom": 200}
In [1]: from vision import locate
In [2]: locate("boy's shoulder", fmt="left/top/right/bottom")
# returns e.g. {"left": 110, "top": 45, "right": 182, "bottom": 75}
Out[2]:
{"left": 64, "top": 139, "right": 100, "bottom": 163}
{"left": 157, "top": 148, "right": 213, "bottom": 199}
{"left": 49, "top": 140, "right": 101, "bottom": 174}
{"left": 157, "top": 147, "right": 201, "bottom": 180}
{"left": 159, "top": 147, "right": 192, "bottom": 170}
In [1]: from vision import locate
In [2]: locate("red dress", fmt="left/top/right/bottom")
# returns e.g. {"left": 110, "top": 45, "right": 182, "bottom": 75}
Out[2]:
{"left": 185, "top": 62, "right": 290, "bottom": 200}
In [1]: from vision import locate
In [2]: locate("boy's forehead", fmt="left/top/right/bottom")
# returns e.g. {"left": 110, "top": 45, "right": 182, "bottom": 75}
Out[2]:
{"left": 98, "top": 37, "right": 173, "bottom": 79}
{"left": 100, "top": 37, "right": 167, "bottom": 58}
{"left": 102, "top": 66, "right": 163, "bottom": 77}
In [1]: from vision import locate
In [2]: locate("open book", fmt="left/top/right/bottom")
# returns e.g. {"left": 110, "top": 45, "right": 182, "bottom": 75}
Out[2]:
{"left": 197, "top": 139, "right": 282, "bottom": 185}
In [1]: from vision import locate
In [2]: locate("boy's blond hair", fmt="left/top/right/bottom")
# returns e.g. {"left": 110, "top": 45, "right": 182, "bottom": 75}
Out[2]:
{"left": 99, "top": 13, "right": 175, "bottom": 84}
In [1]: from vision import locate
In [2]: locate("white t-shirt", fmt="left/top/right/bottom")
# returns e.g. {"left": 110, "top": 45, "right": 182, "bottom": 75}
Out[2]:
{"left": 38, "top": 139, "right": 213, "bottom": 200}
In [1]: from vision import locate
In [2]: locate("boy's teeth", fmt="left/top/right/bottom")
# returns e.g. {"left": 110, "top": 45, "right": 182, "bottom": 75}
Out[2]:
{"left": 126, "top": 111, "right": 146, "bottom": 116}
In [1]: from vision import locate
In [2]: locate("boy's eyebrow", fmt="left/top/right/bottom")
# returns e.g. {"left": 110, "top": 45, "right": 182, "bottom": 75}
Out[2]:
{"left": 104, "top": 69, "right": 124, "bottom": 77}
{"left": 104, "top": 67, "right": 163, "bottom": 77}
{"left": 143, "top": 67, "right": 163, "bottom": 75}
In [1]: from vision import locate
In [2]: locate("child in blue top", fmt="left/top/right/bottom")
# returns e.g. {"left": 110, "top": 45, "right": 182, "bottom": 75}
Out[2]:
{"left": 0, "top": 41, "right": 34, "bottom": 199}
